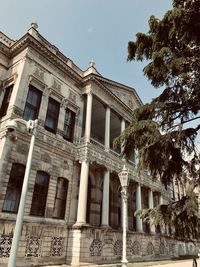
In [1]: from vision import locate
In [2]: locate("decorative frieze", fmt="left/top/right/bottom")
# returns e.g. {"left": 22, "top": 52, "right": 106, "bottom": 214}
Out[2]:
{"left": 34, "top": 67, "right": 44, "bottom": 81}
{"left": 113, "top": 240, "right": 122, "bottom": 256}
{"left": 132, "top": 240, "right": 141, "bottom": 255}
{"left": 25, "top": 236, "right": 42, "bottom": 257}
{"left": 50, "top": 237, "right": 64, "bottom": 257}
{"left": 147, "top": 242, "right": 154, "bottom": 255}
{"left": 89, "top": 239, "right": 102, "bottom": 256}
{"left": 41, "top": 152, "right": 51, "bottom": 163}
{"left": 159, "top": 242, "right": 165, "bottom": 255}
{"left": 0, "top": 234, "right": 12, "bottom": 258}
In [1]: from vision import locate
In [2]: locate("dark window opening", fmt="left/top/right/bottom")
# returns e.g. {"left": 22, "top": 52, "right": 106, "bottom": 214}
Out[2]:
{"left": 23, "top": 85, "right": 42, "bottom": 121}
{"left": 30, "top": 171, "right": 49, "bottom": 217}
{"left": 45, "top": 98, "right": 60, "bottom": 133}
{"left": 86, "top": 177, "right": 91, "bottom": 223}
{"left": 53, "top": 177, "right": 68, "bottom": 219}
{"left": 63, "top": 108, "right": 75, "bottom": 142}
{"left": 2, "top": 163, "right": 25, "bottom": 213}
{"left": 0, "top": 85, "right": 13, "bottom": 118}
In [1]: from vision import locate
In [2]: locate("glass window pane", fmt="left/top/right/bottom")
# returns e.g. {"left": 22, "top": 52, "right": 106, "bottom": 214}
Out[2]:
{"left": 2, "top": 163, "right": 25, "bottom": 213}
{"left": 30, "top": 171, "right": 49, "bottom": 217}
{"left": 53, "top": 178, "right": 68, "bottom": 219}
{"left": 23, "top": 85, "right": 42, "bottom": 121}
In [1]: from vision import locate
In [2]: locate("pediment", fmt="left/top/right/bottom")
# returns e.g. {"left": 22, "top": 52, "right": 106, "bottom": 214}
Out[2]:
{"left": 99, "top": 79, "right": 141, "bottom": 110}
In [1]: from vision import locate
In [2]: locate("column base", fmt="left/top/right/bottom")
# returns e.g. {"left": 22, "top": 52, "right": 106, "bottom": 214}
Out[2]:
{"left": 101, "top": 224, "right": 112, "bottom": 229}
{"left": 121, "top": 259, "right": 128, "bottom": 267}
{"left": 72, "top": 222, "right": 91, "bottom": 228}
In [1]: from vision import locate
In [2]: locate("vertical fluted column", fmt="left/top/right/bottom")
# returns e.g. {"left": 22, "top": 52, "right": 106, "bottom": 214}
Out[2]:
{"left": 136, "top": 183, "right": 143, "bottom": 232}
{"left": 76, "top": 161, "right": 89, "bottom": 225}
{"left": 148, "top": 189, "right": 155, "bottom": 233}
{"left": 101, "top": 169, "right": 110, "bottom": 227}
{"left": 104, "top": 106, "right": 110, "bottom": 152}
{"left": 85, "top": 92, "right": 93, "bottom": 142}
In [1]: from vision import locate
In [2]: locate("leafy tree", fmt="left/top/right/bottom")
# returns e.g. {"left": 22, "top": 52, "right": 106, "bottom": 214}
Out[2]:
{"left": 115, "top": 0, "right": 200, "bottom": 240}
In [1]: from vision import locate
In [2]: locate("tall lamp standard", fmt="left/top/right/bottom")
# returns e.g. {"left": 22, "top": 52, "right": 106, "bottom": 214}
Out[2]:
{"left": 6, "top": 118, "right": 38, "bottom": 267}
{"left": 118, "top": 165, "right": 131, "bottom": 267}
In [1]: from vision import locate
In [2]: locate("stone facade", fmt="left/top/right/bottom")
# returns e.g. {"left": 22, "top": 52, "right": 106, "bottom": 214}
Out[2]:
{"left": 0, "top": 24, "right": 198, "bottom": 266}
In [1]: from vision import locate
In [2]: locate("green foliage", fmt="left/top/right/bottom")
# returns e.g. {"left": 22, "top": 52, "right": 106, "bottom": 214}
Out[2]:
{"left": 116, "top": 0, "right": 200, "bottom": 240}
{"left": 135, "top": 192, "right": 199, "bottom": 240}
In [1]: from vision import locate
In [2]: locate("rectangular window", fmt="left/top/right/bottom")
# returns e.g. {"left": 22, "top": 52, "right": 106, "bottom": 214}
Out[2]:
{"left": 53, "top": 178, "right": 68, "bottom": 219}
{"left": 0, "top": 85, "right": 13, "bottom": 118}
{"left": 45, "top": 98, "right": 60, "bottom": 133}
{"left": 30, "top": 171, "right": 49, "bottom": 217}
{"left": 2, "top": 164, "right": 25, "bottom": 213}
{"left": 23, "top": 85, "right": 42, "bottom": 121}
{"left": 63, "top": 108, "right": 75, "bottom": 142}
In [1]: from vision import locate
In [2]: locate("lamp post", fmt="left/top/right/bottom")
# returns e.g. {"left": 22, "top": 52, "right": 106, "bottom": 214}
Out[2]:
{"left": 7, "top": 118, "right": 38, "bottom": 267}
{"left": 118, "top": 165, "right": 130, "bottom": 267}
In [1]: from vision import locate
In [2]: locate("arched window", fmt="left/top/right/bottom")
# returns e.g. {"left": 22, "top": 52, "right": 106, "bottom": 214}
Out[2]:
{"left": 3, "top": 163, "right": 25, "bottom": 213}
{"left": 30, "top": 171, "right": 49, "bottom": 216}
{"left": 53, "top": 177, "right": 68, "bottom": 219}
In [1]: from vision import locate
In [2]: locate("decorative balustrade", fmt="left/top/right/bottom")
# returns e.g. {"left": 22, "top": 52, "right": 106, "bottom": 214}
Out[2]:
{"left": 76, "top": 137, "right": 168, "bottom": 198}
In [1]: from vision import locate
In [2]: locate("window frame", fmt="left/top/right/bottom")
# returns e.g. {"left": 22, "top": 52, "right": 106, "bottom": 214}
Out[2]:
{"left": 2, "top": 163, "right": 25, "bottom": 213}
{"left": 23, "top": 85, "right": 42, "bottom": 121}
{"left": 30, "top": 171, "right": 49, "bottom": 217}
{"left": 53, "top": 177, "right": 68, "bottom": 219}
{"left": 63, "top": 108, "right": 76, "bottom": 142}
{"left": 45, "top": 97, "right": 60, "bottom": 134}
{"left": 0, "top": 85, "right": 13, "bottom": 118}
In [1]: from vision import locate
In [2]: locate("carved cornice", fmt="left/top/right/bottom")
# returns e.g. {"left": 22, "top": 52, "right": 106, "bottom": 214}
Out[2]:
{"left": 84, "top": 73, "right": 143, "bottom": 107}
{"left": 2, "top": 34, "right": 83, "bottom": 86}
{"left": 82, "top": 77, "right": 132, "bottom": 122}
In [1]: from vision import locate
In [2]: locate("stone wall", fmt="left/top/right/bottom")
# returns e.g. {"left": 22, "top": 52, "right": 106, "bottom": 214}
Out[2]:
{"left": 0, "top": 220, "right": 68, "bottom": 267}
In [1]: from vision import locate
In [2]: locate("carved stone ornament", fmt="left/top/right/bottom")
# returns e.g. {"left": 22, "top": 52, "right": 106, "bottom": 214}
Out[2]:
{"left": 16, "top": 143, "right": 29, "bottom": 155}
{"left": 43, "top": 87, "right": 52, "bottom": 97}
{"left": 52, "top": 79, "right": 61, "bottom": 93}
{"left": 50, "top": 237, "right": 64, "bottom": 257}
{"left": 34, "top": 67, "right": 44, "bottom": 81}
{"left": 89, "top": 239, "right": 102, "bottom": 256}
{"left": 25, "top": 236, "right": 42, "bottom": 257}
{"left": 69, "top": 90, "right": 76, "bottom": 104}
{"left": 41, "top": 153, "right": 51, "bottom": 163}
{"left": 62, "top": 160, "right": 69, "bottom": 170}
{"left": 0, "top": 234, "right": 12, "bottom": 257}
{"left": 113, "top": 240, "right": 122, "bottom": 256}
{"left": 147, "top": 242, "right": 154, "bottom": 255}
{"left": 132, "top": 240, "right": 141, "bottom": 255}
{"left": 61, "top": 97, "right": 68, "bottom": 108}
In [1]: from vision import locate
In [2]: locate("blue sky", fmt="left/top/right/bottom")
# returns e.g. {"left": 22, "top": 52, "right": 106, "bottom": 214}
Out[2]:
{"left": 0, "top": 0, "right": 172, "bottom": 103}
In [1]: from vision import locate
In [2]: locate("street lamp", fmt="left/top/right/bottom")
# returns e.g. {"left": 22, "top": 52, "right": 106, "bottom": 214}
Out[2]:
{"left": 6, "top": 118, "right": 38, "bottom": 267}
{"left": 118, "top": 165, "right": 131, "bottom": 267}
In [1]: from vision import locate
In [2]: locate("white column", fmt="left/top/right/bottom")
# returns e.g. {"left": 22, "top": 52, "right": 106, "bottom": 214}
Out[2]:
{"left": 85, "top": 92, "right": 93, "bottom": 142}
{"left": 104, "top": 106, "right": 110, "bottom": 152}
{"left": 148, "top": 189, "right": 155, "bottom": 233}
{"left": 76, "top": 161, "right": 89, "bottom": 225}
{"left": 101, "top": 169, "right": 110, "bottom": 227}
{"left": 136, "top": 183, "right": 143, "bottom": 232}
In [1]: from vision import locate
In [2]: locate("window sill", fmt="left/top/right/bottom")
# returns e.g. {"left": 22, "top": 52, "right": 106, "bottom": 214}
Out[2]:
{"left": 0, "top": 212, "right": 67, "bottom": 226}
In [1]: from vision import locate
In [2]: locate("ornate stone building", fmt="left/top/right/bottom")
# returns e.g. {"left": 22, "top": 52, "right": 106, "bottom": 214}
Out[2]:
{"left": 0, "top": 24, "right": 194, "bottom": 266}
